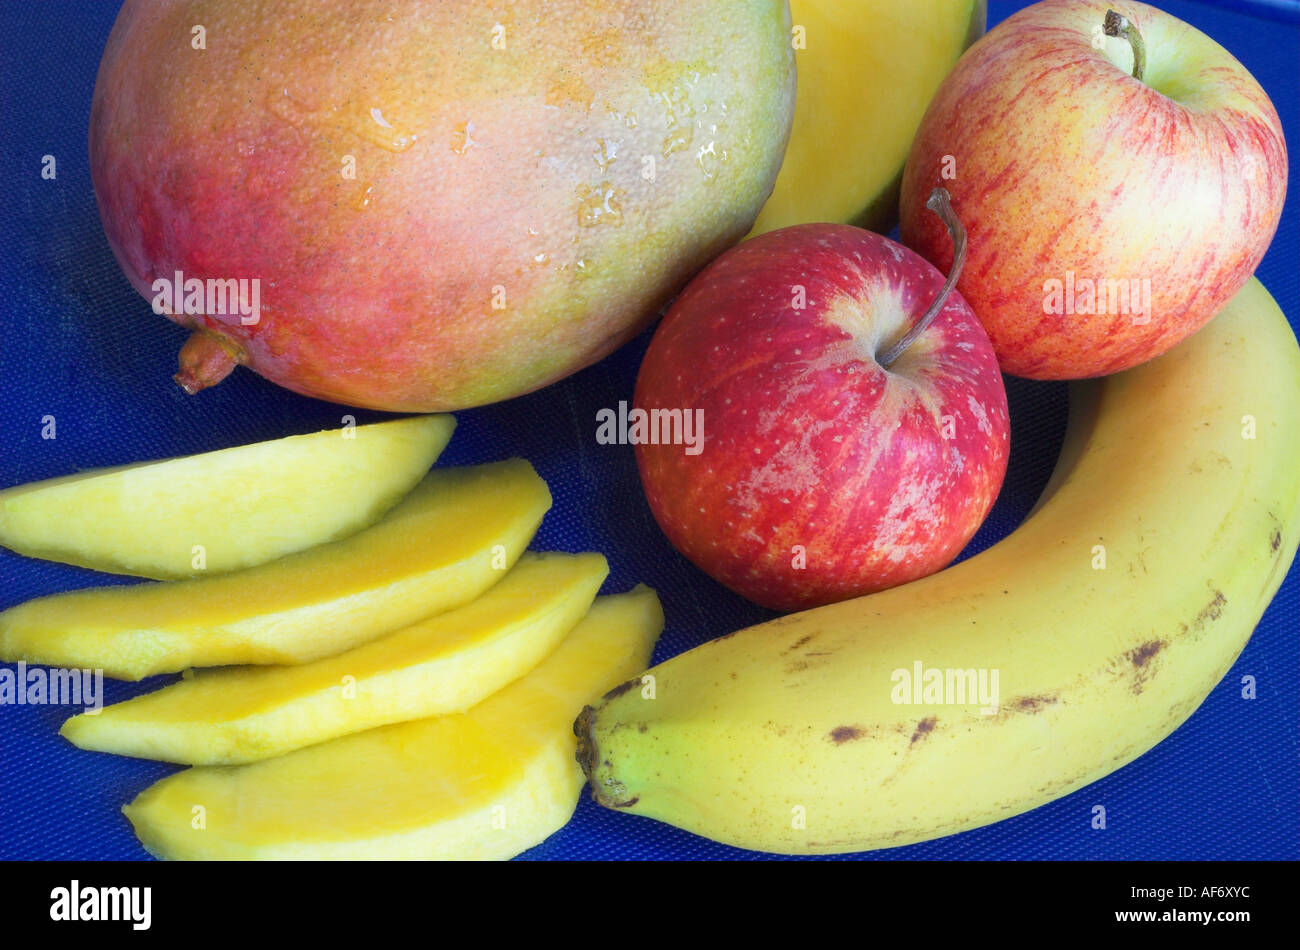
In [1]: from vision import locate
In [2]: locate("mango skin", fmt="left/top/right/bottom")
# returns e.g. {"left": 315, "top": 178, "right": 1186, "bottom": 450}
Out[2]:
{"left": 749, "top": 0, "right": 984, "bottom": 237}
{"left": 90, "top": 0, "right": 796, "bottom": 411}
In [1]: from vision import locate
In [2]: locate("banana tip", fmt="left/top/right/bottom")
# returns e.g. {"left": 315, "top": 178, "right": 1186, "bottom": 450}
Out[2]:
{"left": 573, "top": 705, "right": 598, "bottom": 783}
{"left": 573, "top": 705, "right": 640, "bottom": 810}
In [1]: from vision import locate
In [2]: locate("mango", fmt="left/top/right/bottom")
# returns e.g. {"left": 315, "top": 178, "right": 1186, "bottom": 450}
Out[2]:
{"left": 0, "top": 461, "right": 550, "bottom": 679}
{"left": 0, "top": 415, "right": 453, "bottom": 579}
{"left": 91, "top": 0, "right": 796, "bottom": 411}
{"left": 63, "top": 551, "right": 608, "bottom": 764}
{"left": 123, "top": 588, "right": 664, "bottom": 860}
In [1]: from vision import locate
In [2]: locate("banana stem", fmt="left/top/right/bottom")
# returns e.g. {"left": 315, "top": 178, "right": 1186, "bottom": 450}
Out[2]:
{"left": 1103, "top": 9, "right": 1146, "bottom": 83}
{"left": 879, "top": 187, "right": 967, "bottom": 369}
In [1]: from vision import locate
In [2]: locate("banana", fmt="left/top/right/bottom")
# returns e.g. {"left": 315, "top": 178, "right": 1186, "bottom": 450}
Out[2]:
{"left": 577, "top": 277, "right": 1300, "bottom": 855}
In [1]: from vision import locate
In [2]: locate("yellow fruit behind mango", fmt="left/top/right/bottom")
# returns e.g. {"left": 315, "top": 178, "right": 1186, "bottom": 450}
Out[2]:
{"left": 0, "top": 460, "right": 551, "bottom": 680}
{"left": 123, "top": 587, "right": 664, "bottom": 860}
{"left": 62, "top": 551, "right": 608, "bottom": 764}
{"left": 749, "top": 0, "right": 985, "bottom": 236}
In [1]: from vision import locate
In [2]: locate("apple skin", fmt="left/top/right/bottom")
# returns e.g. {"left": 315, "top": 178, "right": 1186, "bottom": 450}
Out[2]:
{"left": 634, "top": 224, "right": 1010, "bottom": 612}
{"left": 89, "top": 0, "right": 795, "bottom": 411}
{"left": 900, "top": 0, "right": 1287, "bottom": 380}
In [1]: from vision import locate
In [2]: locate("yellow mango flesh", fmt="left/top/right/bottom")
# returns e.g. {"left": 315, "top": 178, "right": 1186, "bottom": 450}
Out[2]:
{"left": 124, "top": 588, "right": 664, "bottom": 860}
{"left": 0, "top": 415, "right": 454, "bottom": 578}
{"left": 749, "top": 0, "right": 985, "bottom": 236}
{"left": 0, "top": 461, "right": 551, "bottom": 680}
{"left": 63, "top": 551, "right": 608, "bottom": 764}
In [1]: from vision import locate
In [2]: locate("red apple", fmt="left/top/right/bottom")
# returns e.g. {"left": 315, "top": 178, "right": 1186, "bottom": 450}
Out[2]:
{"left": 634, "top": 199, "right": 1009, "bottom": 612}
{"left": 900, "top": 0, "right": 1287, "bottom": 380}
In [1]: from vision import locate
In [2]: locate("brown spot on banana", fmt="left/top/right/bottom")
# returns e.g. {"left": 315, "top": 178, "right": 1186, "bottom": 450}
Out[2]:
{"left": 601, "top": 676, "right": 640, "bottom": 701}
{"left": 1177, "top": 590, "right": 1229, "bottom": 644}
{"left": 1194, "top": 590, "right": 1227, "bottom": 628}
{"left": 783, "top": 634, "right": 814, "bottom": 655}
{"left": 1128, "top": 640, "right": 1165, "bottom": 668}
{"left": 1009, "top": 694, "right": 1060, "bottom": 714}
{"left": 1124, "top": 639, "right": 1166, "bottom": 695}
{"left": 828, "top": 725, "right": 864, "bottom": 744}
{"left": 910, "top": 716, "right": 937, "bottom": 744}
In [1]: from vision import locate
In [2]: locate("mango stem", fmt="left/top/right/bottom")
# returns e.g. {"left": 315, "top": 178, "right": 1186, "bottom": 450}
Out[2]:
{"left": 174, "top": 330, "right": 240, "bottom": 394}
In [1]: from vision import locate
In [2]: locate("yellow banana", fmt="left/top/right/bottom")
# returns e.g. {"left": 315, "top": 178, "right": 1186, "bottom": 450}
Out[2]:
{"left": 577, "top": 277, "right": 1300, "bottom": 855}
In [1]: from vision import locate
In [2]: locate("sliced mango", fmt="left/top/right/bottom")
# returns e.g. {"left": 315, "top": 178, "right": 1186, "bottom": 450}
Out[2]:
{"left": 0, "top": 461, "right": 550, "bottom": 680}
{"left": 0, "top": 415, "right": 455, "bottom": 578}
{"left": 124, "top": 587, "right": 663, "bottom": 860}
{"left": 63, "top": 551, "right": 608, "bottom": 764}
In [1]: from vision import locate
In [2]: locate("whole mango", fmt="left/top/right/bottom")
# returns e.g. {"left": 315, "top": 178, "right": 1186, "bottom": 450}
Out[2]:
{"left": 91, "top": 0, "right": 796, "bottom": 410}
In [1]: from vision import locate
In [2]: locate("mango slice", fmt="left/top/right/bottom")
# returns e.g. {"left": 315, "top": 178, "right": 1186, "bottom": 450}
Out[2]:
{"left": 123, "top": 587, "right": 663, "bottom": 860}
{"left": 0, "top": 461, "right": 551, "bottom": 680}
{"left": 63, "top": 551, "right": 608, "bottom": 764}
{"left": 0, "top": 415, "right": 455, "bottom": 578}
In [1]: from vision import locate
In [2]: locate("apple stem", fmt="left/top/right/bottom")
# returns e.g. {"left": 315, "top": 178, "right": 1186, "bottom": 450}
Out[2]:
{"left": 174, "top": 329, "right": 240, "bottom": 394}
{"left": 1103, "top": 9, "right": 1146, "bottom": 83}
{"left": 879, "top": 187, "right": 967, "bottom": 369}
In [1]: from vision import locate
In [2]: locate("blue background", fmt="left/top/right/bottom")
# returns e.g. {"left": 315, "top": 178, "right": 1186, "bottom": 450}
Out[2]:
{"left": 1, "top": 0, "right": 1296, "bottom": 861}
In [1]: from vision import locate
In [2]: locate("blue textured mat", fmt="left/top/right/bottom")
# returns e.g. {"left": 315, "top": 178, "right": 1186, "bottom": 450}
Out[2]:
{"left": 1, "top": 0, "right": 1296, "bottom": 860}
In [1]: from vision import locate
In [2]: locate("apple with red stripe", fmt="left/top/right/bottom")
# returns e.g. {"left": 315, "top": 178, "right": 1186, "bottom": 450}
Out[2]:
{"left": 634, "top": 191, "right": 1009, "bottom": 612}
{"left": 900, "top": 0, "right": 1287, "bottom": 380}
